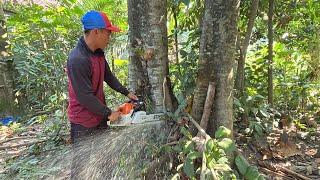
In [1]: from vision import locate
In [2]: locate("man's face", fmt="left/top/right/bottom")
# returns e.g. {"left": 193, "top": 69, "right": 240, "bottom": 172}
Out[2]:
{"left": 95, "top": 29, "right": 112, "bottom": 49}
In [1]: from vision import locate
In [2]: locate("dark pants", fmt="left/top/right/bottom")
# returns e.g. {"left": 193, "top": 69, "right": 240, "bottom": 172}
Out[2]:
{"left": 70, "top": 120, "right": 109, "bottom": 179}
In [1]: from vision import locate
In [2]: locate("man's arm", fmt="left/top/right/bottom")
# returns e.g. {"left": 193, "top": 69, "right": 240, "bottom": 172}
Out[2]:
{"left": 104, "top": 61, "right": 130, "bottom": 96}
{"left": 68, "top": 59, "right": 111, "bottom": 119}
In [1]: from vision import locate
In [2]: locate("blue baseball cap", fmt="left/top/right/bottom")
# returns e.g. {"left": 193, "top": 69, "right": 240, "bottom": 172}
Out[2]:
{"left": 81, "top": 10, "right": 120, "bottom": 32}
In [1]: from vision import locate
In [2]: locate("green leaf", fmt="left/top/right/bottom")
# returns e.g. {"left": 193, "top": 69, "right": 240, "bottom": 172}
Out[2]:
{"left": 235, "top": 155, "right": 250, "bottom": 175}
{"left": 254, "top": 124, "right": 263, "bottom": 136}
{"left": 180, "top": 127, "right": 192, "bottom": 139}
{"left": 259, "top": 109, "right": 270, "bottom": 118}
{"left": 217, "top": 138, "right": 235, "bottom": 153}
{"left": 206, "top": 139, "right": 214, "bottom": 151}
{"left": 212, "top": 164, "right": 232, "bottom": 171}
{"left": 172, "top": 144, "right": 183, "bottom": 152}
{"left": 183, "top": 140, "right": 195, "bottom": 153}
{"left": 245, "top": 166, "right": 260, "bottom": 179}
{"left": 183, "top": 159, "right": 195, "bottom": 178}
{"left": 181, "top": 0, "right": 190, "bottom": 6}
{"left": 174, "top": 0, "right": 180, "bottom": 5}
{"left": 252, "top": 108, "right": 258, "bottom": 116}
{"left": 180, "top": 49, "right": 188, "bottom": 57}
{"left": 215, "top": 126, "right": 231, "bottom": 139}
{"left": 187, "top": 152, "right": 202, "bottom": 160}
{"left": 217, "top": 157, "right": 229, "bottom": 164}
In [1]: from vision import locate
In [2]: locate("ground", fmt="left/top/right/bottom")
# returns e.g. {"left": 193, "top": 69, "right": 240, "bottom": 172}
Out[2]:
{"left": 0, "top": 120, "right": 319, "bottom": 179}
{"left": 235, "top": 122, "right": 320, "bottom": 179}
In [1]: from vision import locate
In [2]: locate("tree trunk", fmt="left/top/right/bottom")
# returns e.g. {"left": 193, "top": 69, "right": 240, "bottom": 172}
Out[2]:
{"left": 192, "top": 0, "right": 239, "bottom": 136}
{"left": 0, "top": 2, "right": 15, "bottom": 115}
{"left": 128, "top": 0, "right": 177, "bottom": 113}
{"left": 235, "top": 0, "right": 259, "bottom": 95}
{"left": 173, "top": 6, "right": 182, "bottom": 81}
{"left": 268, "top": 0, "right": 274, "bottom": 107}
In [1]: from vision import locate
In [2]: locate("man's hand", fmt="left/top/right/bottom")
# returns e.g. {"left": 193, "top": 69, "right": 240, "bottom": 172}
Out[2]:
{"left": 127, "top": 92, "right": 138, "bottom": 100}
{"left": 108, "top": 111, "right": 121, "bottom": 122}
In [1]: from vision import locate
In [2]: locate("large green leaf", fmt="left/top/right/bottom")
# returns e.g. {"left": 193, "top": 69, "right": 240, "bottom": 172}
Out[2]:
{"left": 215, "top": 126, "right": 231, "bottom": 139}
{"left": 235, "top": 155, "right": 250, "bottom": 175}
{"left": 244, "top": 166, "right": 260, "bottom": 180}
{"left": 183, "top": 159, "right": 195, "bottom": 178}
{"left": 187, "top": 152, "right": 202, "bottom": 160}
{"left": 206, "top": 139, "right": 215, "bottom": 151}
{"left": 217, "top": 138, "right": 235, "bottom": 154}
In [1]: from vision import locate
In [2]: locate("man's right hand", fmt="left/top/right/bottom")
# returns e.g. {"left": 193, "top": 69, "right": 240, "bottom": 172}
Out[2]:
{"left": 108, "top": 111, "right": 121, "bottom": 122}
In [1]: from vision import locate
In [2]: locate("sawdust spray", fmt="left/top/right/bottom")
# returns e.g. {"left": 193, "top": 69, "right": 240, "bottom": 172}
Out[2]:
{"left": 44, "top": 121, "right": 169, "bottom": 179}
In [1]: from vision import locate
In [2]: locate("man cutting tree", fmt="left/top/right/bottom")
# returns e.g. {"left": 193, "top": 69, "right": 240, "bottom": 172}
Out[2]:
{"left": 66, "top": 10, "right": 137, "bottom": 178}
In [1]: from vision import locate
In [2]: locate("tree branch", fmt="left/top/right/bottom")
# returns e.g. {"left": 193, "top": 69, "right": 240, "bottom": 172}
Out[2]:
{"left": 198, "top": 82, "right": 215, "bottom": 135}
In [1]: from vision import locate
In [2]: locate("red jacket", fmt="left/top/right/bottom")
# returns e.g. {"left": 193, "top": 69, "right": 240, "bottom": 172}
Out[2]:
{"left": 67, "top": 37, "right": 129, "bottom": 128}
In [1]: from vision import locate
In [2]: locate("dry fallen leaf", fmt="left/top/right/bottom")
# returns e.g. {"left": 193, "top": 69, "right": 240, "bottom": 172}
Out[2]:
{"left": 305, "top": 148, "right": 317, "bottom": 156}
{"left": 277, "top": 142, "right": 300, "bottom": 158}
{"left": 0, "top": 126, "right": 14, "bottom": 138}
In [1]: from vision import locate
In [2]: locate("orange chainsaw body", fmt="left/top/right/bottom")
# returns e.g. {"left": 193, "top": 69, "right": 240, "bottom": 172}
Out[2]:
{"left": 117, "top": 102, "right": 134, "bottom": 115}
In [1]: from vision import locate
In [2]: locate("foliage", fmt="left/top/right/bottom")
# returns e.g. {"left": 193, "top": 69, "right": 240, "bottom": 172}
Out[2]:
{"left": 170, "top": 126, "right": 236, "bottom": 179}
{"left": 167, "top": 0, "right": 203, "bottom": 98}
{"left": 167, "top": 121, "right": 265, "bottom": 179}
{"left": 235, "top": 155, "right": 265, "bottom": 180}
{"left": 5, "top": 2, "right": 82, "bottom": 112}
{"left": 104, "top": 58, "right": 129, "bottom": 108}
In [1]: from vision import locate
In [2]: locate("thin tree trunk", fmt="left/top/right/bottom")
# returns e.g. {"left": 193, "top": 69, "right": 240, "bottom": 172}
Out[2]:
{"left": 0, "top": 2, "right": 15, "bottom": 114}
{"left": 235, "top": 0, "right": 259, "bottom": 95}
{"left": 191, "top": 0, "right": 215, "bottom": 124}
{"left": 268, "top": 0, "right": 274, "bottom": 106}
{"left": 173, "top": 6, "right": 182, "bottom": 81}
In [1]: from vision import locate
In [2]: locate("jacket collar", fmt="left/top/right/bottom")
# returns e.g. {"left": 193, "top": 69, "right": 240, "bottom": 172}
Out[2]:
{"left": 78, "top": 36, "right": 104, "bottom": 56}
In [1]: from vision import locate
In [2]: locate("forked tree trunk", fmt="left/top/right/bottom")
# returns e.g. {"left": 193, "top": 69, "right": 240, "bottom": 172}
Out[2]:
{"left": 192, "top": 0, "right": 240, "bottom": 136}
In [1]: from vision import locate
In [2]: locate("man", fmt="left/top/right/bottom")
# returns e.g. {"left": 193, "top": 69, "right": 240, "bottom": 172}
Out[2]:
{"left": 66, "top": 10, "right": 137, "bottom": 178}
{"left": 67, "top": 10, "right": 137, "bottom": 142}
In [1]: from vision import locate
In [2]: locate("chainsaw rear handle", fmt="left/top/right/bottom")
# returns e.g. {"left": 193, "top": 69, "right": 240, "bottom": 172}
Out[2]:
{"left": 117, "top": 99, "right": 144, "bottom": 115}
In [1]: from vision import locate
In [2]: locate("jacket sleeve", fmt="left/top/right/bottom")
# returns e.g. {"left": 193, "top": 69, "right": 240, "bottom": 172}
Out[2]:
{"left": 68, "top": 58, "right": 111, "bottom": 119}
{"left": 104, "top": 61, "right": 130, "bottom": 96}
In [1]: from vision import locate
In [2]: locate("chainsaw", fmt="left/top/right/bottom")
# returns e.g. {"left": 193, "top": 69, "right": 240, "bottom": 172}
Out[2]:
{"left": 107, "top": 99, "right": 165, "bottom": 127}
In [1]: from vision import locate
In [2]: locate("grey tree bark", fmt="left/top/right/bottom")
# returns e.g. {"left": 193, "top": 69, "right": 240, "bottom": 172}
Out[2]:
{"left": 192, "top": 0, "right": 240, "bottom": 136}
{"left": 235, "top": 0, "right": 259, "bottom": 95}
{"left": 127, "top": 0, "right": 177, "bottom": 113}
{"left": 268, "top": 0, "right": 274, "bottom": 106}
{"left": 0, "top": 2, "right": 15, "bottom": 114}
